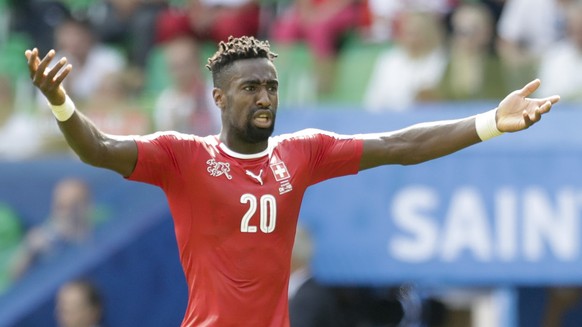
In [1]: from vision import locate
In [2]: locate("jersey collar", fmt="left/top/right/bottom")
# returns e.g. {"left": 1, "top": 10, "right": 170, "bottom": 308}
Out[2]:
{"left": 212, "top": 136, "right": 274, "bottom": 159}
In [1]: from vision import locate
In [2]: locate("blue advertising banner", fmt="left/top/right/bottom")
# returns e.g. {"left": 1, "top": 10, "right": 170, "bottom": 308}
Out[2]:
{"left": 276, "top": 104, "right": 582, "bottom": 286}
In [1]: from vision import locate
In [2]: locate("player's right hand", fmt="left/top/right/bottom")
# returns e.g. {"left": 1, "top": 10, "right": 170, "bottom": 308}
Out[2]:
{"left": 25, "top": 48, "right": 72, "bottom": 106}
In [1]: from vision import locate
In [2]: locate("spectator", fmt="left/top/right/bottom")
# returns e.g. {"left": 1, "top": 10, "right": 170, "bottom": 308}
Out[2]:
{"left": 271, "top": 0, "right": 362, "bottom": 96}
{"left": 364, "top": 0, "right": 453, "bottom": 42}
{"left": 87, "top": 0, "right": 168, "bottom": 68}
{"left": 363, "top": 10, "right": 447, "bottom": 111}
{"left": 6, "top": 0, "right": 70, "bottom": 54}
{"left": 83, "top": 70, "right": 152, "bottom": 135}
{"left": 496, "top": 0, "right": 573, "bottom": 89}
{"left": 428, "top": 3, "right": 509, "bottom": 101}
{"left": 0, "top": 74, "right": 47, "bottom": 160}
{"left": 53, "top": 17, "right": 126, "bottom": 103}
{"left": 536, "top": 0, "right": 582, "bottom": 101}
{"left": 155, "top": 0, "right": 261, "bottom": 44}
{"left": 153, "top": 36, "right": 220, "bottom": 135}
{"left": 56, "top": 279, "right": 104, "bottom": 327}
{"left": 9, "top": 178, "right": 94, "bottom": 279}
{"left": 289, "top": 225, "right": 347, "bottom": 327}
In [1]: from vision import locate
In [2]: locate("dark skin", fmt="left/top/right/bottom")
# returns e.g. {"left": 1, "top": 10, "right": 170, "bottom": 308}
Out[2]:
{"left": 26, "top": 48, "right": 560, "bottom": 178}
{"left": 212, "top": 58, "right": 279, "bottom": 154}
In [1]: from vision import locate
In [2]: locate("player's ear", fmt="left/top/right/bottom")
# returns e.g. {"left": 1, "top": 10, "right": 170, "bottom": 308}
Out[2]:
{"left": 213, "top": 88, "right": 225, "bottom": 110}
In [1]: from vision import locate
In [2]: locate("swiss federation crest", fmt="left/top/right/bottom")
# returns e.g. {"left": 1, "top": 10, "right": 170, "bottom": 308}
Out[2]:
{"left": 207, "top": 159, "right": 232, "bottom": 180}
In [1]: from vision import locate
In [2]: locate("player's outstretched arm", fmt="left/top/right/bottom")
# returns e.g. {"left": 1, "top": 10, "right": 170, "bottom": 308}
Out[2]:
{"left": 26, "top": 48, "right": 138, "bottom": 177}
{"left": 359, "top": 79, "right": 560, "bottom": 171}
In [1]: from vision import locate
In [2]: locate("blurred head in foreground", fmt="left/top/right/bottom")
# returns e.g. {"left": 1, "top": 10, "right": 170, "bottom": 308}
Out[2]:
{"left": 56, "top": 279, "right": 103, "bottom": 327}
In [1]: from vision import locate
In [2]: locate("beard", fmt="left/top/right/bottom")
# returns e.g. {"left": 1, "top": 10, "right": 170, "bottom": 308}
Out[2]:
{"left": 234, "top": 112, "right": 276, "bottom": 144}
{"left": 243, "top": 121, "right": 275, "bottom": 143}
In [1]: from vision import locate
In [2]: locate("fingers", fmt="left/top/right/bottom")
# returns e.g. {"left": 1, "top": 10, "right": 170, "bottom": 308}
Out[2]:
{"left": 46, "top": 57, "right": 72, "bottom": 85}
{"left": 522, "top": 110, "right": 532, "bottom": 126}
{"left": 25, "top": 48, "right": 40, "bottom": 75}
{"left": 522, "top": 100, "right": 553, "bottom": 126}
{"left": 35, "top": 49, "right": 55, "bottom": 81}
{"left": 45, "top": 57, "right": 67, "bottom": 81}
{"left": 522, "top": 107, "right": 540, "bottom": 127}
{"left": 546, "top": 94, "right": 561, "bottom": 105}
{"left": 517, "top": 79, "right": 541, "bottom": 97}
{"left": 24, "top": 49, "right": 33, "bottom": 60}
{"left": 25, "top": 48, "right": 71, "bottom": 89}
{"left": 54, "top": 63, "right": 72, "bottom": 85}
{"left": 514, "top": 79, "right": 560, "bottom": 106}
{"left": 538, "top": 99, "right": 553, "bottom": 114}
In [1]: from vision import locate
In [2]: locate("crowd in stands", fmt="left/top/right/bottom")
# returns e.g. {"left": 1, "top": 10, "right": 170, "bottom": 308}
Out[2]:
{"left": 1, "top": 0, "right": 582, "bottom": 161}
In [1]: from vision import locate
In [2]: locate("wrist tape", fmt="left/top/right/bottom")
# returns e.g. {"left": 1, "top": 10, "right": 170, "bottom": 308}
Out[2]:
{"left": 475, "top": 109, "right": 503, "bottom": 141}
{"left": 49, "top": 95, "right": 76, "bottom": 122}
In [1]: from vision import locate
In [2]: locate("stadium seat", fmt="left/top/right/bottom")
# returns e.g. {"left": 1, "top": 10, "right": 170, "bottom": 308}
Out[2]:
{"left": 0, "top": 203, "right": 23, "bottom": 294}
{"left": 59, "top": 0, "right": 97, "bottom": 13}
{"left": 0, "top": 34, "right": 32, "bottom": 83}
{"left": 324, "top": 41, "right": 389, "bottom": 106}
{"left": 270, "top": 42, "right": 318, "bottom": 106}
{"left": 143, "top": 41, "right": 215, "bottom": 104}
{"left": 271, "top": 39, "right": 389, "bottom": 107}
{"left": 143, "top": 46, "right": 172, "bottom": 101}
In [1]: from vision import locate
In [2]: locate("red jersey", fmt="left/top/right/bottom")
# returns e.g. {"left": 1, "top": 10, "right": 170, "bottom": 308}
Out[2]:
{"left": 128, "top": 129, "right": 363, "bottom": 327}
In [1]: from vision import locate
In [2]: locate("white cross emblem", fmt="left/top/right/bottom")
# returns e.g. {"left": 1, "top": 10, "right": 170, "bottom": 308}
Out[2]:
{"left": 270, "top": 162, "right": 290, "bottom": 181}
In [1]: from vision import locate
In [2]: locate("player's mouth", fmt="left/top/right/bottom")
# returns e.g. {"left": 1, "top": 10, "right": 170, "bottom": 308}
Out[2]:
{"left": 252, "top": 110, "right": 273, "bottom": 129}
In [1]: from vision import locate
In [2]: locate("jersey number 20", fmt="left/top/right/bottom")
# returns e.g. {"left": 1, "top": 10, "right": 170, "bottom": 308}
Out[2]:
{"left": 240, "top": 194, "right": 277, "bottom": 233}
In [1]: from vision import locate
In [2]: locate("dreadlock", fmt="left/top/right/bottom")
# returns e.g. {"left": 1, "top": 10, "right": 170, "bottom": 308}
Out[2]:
{"left": 206, "top": 36, "right": 278, "bottom": 87}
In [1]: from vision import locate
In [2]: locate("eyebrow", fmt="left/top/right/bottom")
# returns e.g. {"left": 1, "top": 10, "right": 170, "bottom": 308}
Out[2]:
{"left": 240, "top": 79, "right": 279, "bottom": 86}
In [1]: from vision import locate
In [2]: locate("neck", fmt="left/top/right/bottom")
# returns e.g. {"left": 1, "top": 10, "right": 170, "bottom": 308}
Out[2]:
{"left": 219, "top": 132, "right": 269, "bottom": 155}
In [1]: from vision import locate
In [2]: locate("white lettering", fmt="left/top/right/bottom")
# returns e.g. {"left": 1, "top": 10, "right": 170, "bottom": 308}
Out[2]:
{"left": 388, "top": 186, "right": 582, "bottom": 263}
{"left": 389, "top": 186, "right": 438, "bottom": 262}
{"left": 441, "top": 187, "right": 492, "bottom": 262}
{"left": 495, "top": 188, "right": 518, "bottom": 261}
{"left": 523, "top": 188, "right": 579, "bottom": 261}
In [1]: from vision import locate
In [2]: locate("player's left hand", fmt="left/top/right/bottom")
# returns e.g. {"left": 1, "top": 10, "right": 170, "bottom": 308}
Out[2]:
{"left": 495, "top": 79, "right": 560, "bottom": 132}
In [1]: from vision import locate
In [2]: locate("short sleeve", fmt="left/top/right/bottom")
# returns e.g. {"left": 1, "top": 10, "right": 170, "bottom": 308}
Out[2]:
{"left": 126, "top": 131, "right": 189, "bottom": 188}
{"left": 303, "top": 130, "right": 363, "bottom": 185}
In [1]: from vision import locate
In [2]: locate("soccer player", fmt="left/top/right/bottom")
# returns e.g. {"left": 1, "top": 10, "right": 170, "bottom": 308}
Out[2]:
{"left": 26, "top": 36, "right": 559, "bottom": 327}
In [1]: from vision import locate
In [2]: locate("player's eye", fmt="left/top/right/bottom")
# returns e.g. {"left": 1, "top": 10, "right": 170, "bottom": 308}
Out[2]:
{"left": 243, "top": 85, "right": 256, "bottom": 92}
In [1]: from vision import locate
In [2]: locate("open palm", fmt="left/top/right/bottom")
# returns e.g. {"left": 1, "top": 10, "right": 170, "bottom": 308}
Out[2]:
{"left": 25, "top": 48, "right": 71, "bottom": 105}
{"left": 496, "top": 79, "right": 560, "bottom": 132}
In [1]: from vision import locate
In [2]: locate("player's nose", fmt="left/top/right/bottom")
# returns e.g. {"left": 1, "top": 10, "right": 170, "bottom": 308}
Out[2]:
{"left": 256, "top": 87, "right": 271, "bottom": 109}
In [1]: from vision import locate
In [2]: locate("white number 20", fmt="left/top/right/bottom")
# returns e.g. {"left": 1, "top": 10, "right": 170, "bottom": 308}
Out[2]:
{"left": 240, "top": 194, "right": 277, "bottom": 233}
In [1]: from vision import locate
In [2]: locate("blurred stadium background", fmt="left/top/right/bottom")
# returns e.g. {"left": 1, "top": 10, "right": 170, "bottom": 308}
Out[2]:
{"left": 2, "top": 0, "right": 582, "bottom": 326}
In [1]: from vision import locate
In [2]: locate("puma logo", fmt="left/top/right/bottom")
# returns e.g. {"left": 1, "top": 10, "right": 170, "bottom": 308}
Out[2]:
{"left": 245, "top": 169, "right": 264, "bottom": 185}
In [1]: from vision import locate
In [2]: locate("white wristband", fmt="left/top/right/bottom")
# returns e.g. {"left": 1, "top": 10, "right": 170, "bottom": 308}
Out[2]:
{"left": 48, "top": 95, "right": 76, "bottom": 122}
{"left": 475, "top": 109, "right": 503, "bottom": 141}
